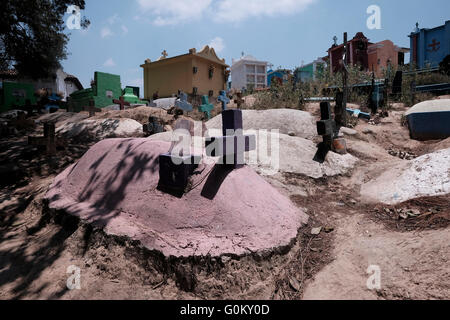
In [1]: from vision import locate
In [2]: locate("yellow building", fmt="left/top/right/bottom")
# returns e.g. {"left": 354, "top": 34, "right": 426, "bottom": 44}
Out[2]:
{"left": 141, "top": 46, "right": 229, "bottom": 100}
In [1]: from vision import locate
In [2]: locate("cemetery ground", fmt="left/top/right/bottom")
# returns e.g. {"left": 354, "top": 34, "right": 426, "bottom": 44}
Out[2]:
{"left": 0, "top": 101, "right": 449, "bottom": 300}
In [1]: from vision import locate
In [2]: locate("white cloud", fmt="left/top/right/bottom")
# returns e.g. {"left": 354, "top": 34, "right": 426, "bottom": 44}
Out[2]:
{"left": 208, "top": 37, "right": 225, "bottom": 53}
{"left": 137, "top": 0, "right": 212, "bottom": 26}
{"left": 215, "top": 0, "right": 316, "bottom": 22}
{"left": 108, "top": 14, "right": 120, "bottom": 25}
{"left": 136, "top": 0, "right": 316, "bottom": 25}
{"left": 103, "top": 58, "right": 116, "bottom": 67}
{"left": 121, "top": 25, "right": 129, "bottom": 35}
{"left": 101, "top": 27, "right": 114, "bottom": 38}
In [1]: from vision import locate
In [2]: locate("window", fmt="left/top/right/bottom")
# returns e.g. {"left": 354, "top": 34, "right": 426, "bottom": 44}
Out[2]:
{"left": 208, "top": 90, "right": 214, "bottom": 97}
{"left": 246, "top": 65, "right": 256, "bottom": 73}
{"left": 257, "top": 65, "right": 266, "bottom": 74}
{"left": 193, "top": 87, "right": 198, "bottom": 95}
{"left": 257, "top": 75, "right": 265, "bottom": 84}
{"left": 106, "top": 90, "right": 113, "bottom": 98}
{"left": 246, "top": 75, "right": 255, "bottom": 83}
{"left": 193, "top": 67, "right": 198, "bottom": 74}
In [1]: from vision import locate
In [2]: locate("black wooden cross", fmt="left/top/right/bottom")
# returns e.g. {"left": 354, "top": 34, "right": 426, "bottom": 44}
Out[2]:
{"left": 234, "top": 91, "right": 244, "bottom": 109}
{"left": 143, "top": 116, "right": 164, "bottom": 136}
{"left": 113, "top": 96, "right": 130, "bottom": 111}
{"left": 157, "top": 119, "right": 201, "bottom": 197}
{"left": 313, "top": 102, "right": 337, "bottom": 163}
{"left": 205, "top": 109, "right": 256, "bottom": 169}
{"left": 28, "top": 122, "right": 58, "bottom": 156}
{"left": 82, "top": 100, "right": 101, "bottom": 117}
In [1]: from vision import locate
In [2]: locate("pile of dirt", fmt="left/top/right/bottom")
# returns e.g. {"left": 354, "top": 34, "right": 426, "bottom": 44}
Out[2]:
{"left": 91, "top": 106, "right": 174, "bottom": 126}
{"left": 369, "top": 195, "right": 450, "bottom": 232}
{"left": 37, "top": 111, "right": 89, "bottom": 127}
{"left": 360, "top": 148, "right": 450, "bottom": 204}
{"left": 57, "top": 118, "right": 144, "bottom": 142}
{"left": 46, "top": 138, "right": 308, "bottom": 258}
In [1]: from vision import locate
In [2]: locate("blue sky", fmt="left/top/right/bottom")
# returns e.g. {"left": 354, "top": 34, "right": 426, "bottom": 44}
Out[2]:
{"left": 62, "top": 0, "right": 450, "bottom": 96}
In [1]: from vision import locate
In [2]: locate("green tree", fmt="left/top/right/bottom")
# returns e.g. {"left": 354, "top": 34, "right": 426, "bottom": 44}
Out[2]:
{"left": 0, "top": 0, "right": 90, "bottom": 79}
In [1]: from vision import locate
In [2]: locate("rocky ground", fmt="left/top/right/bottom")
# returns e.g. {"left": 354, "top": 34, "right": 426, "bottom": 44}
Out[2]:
{"left": 0, "top": 102, "right": 448, "bottom": 300}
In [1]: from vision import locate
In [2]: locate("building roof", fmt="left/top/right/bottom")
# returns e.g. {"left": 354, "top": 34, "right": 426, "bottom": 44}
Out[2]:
{"left": 141, "top": 45, "right": 229, "bottom": 68}
{"left": 0, "top": 69, "right": 19, "bottom": 79}
{"left": 64, "top": 74, "right": 84, "bottom": 90}
{"left": 231, "top": 55, "right": 268, "bottom": 68}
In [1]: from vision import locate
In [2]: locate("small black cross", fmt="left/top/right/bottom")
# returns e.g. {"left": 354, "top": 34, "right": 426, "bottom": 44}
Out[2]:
{"left": 313, "top": 102, "right": 337, "bottom": 163}
{"left": 205, "top": 109, "right": 256, "bottom": 169}
{"left": 82, "top": 100, "right": 101, "bottom": 117}
{"left": 28, "top": 122, "right": 58, "bottom": 156}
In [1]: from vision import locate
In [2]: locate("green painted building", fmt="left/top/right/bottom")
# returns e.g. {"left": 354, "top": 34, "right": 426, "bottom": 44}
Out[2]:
{"left": 68, "top": 72, "right": 122, "bottom": 111}
{"left": 68, "top": 72, "right": 147, "bottom": 111}
{"left": 295, "top": 58, "right": 326, "bottom": 82}
{"left": 0, "top": 82, "right": 37, "bottom": 113}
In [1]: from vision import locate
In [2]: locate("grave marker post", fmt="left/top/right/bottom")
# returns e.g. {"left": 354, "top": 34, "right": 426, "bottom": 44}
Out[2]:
{"left": 218, "top": 90, "right": 230, "bottom": 112}
{"left": 205, "top": 109, "right": 256, "bottom": 169}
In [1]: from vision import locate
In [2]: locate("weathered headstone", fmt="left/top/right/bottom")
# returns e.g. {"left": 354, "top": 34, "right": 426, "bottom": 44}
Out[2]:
{"left": 205, "top": 109, "right": 256, "bottom": 169}
{"left": 143, "top": 116, "right": 164, "bottom": 136}
{"left": 314, "top": 102, "right": 336, "bottom": 163}
{"left": 198, "top": 95, "right": 214, "bottom": 120}
{"left": 157, "top": 119, "right": 200, "bottom": 197}
{"left": 82, "top": 100, "right": 101, "bottom": 117}
{"left": 234, "top": 91, "right": 244, "bottom": 109}
{"left": 175, "top": 92, "right": 193, "bottom": 113}
{"left": 113, "top": 96, "right": 131, "bottom": 111}
{"left": 218, "top": 90, "right": 230, "bottom": 112}
{"left": 392, "top": 71, "right": 403, "bottom": 95}
{"left": 28, "top": 122, "right": 59, "bottom": 156}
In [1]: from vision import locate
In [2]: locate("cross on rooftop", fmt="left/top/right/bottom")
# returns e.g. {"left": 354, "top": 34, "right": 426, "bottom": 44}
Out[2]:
{"left": 218, "top": 90, "right": 230, "bottom": 112}
{"left": 198, "top": 95, "right": 214, "bottom": 120}
{"left": 28, "top": 122, "right": 59, "bottom": 156}
{"left": 113, "top": 96, "right": 130, "bottom": 111}
{"left": 205, "top": 109, "right": 256, "bottom": 169}
{"left": 161, "top": 50, "right": 168, "bottom": 58}
{"left": 175, "top": 91, "right": 193, "bottom": 113}
{"left": 82, "top": 100, "right": 101, "bottom": 117}
{"left": 234, "top": 92, "right": 244, "bottom": 109}
{"left": 333, "top": 36, "right": 338, "bottom": 46}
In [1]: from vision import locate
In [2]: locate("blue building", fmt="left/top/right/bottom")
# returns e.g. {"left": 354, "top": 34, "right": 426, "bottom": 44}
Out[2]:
{"left": 409, "top": 20, "right": 450, "bottom": 69}
{"left": 267, "top": 69, "right": 291, "bottom": 86}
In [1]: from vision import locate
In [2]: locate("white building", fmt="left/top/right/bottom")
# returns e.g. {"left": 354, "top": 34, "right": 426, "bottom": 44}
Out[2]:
{"left": 231, "top": 55, "right": 268, "bottom": 90}
{"left": 0, "top": 68, "right": 83, "bottom": 101}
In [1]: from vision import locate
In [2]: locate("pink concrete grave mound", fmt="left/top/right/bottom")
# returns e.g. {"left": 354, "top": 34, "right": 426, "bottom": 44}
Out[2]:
{"left": 46, "top": 138, "right": 308, "bottom": 258}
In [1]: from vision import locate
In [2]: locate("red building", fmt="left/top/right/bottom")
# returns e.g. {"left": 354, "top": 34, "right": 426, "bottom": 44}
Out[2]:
{"left": 328, "top": 32, "right": 370, "bottom": 74}
{"left": 327, "top": 32, "right": 408, "bottom": 76}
